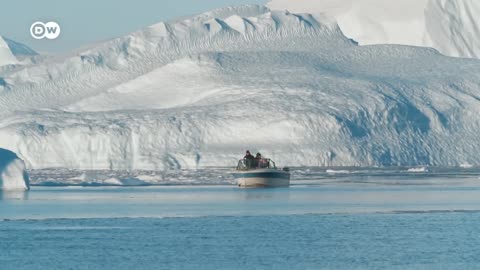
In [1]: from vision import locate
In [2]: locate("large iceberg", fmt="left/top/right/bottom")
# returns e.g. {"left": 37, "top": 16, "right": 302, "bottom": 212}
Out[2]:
{"left": 0, "top": 148, "right": 30, "bottom": 190}
{"left": 0, "top": 5, "right": 480, "bottom": 170}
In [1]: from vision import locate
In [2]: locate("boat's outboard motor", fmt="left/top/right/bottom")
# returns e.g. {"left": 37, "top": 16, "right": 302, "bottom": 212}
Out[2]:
{"left": 282, "top": 167, "right": 290, "bottom": 172}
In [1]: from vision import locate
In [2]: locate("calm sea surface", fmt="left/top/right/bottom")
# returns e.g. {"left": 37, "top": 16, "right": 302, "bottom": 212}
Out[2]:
{"left": 2, "top": 168, "right": 480, "bottom": 269}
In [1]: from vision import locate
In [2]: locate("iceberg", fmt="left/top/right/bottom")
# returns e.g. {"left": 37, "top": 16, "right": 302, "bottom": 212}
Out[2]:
{"left": 0, "top": 5, "right": 480, "bottom": 170}
{"left": 0, "top": 148, "right": 30, "bottom": 191}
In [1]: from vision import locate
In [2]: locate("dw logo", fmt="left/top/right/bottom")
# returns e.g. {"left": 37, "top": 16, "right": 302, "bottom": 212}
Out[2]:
{"left": 30, "top": 21, "right": 61, "bottom": 40}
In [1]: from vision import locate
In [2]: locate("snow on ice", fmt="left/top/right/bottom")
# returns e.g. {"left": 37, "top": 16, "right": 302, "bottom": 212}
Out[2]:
{"left": 0, "top": 36, "right": 18, "bottom": 67}
{"left": 0, "top": 35, "right": 37, "bottom": 68}
{"left": 267, "top": 0, "right": 480, "bottom": 59}
{"left": 0, "top": 4, "right": 480, "bottom": 171}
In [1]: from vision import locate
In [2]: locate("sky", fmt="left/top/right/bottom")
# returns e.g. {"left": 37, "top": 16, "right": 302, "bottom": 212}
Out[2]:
{"left": 0, "top": 0, "right": 267, "bottom": 54}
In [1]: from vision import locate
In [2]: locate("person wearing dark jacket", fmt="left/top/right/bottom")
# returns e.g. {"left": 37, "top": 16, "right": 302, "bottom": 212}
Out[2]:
{"left": 244, "top": 150, "right": 254, "bottom": 159}
{"left": 244, "top": 150, "right": 255, "bottom": 168}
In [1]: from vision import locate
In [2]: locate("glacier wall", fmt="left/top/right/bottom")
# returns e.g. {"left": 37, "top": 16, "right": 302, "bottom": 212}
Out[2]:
{"left": 2, "top": 47, "right": 480, "bottom": 169}
{"left": 1, "top": 6, "right": 480, "bottom": 170}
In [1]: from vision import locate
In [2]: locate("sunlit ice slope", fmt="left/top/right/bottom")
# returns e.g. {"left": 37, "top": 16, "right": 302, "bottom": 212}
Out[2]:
{"left": 0, "top": 36, "right": 38, "bottom": 92}
{"left": 1, "top": 5, "right": 480, "bottom": 170}
{"left": 0, "top": 36, "right": 19, "bottom": 67}
{"left": 267, "top": 0, "right": 480, "bottom": 59}
{"left": 0, "top": 35, "right": 38, "bottom": 67}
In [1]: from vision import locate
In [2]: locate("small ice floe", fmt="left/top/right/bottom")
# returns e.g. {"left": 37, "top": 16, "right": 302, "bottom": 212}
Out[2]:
{"left": 460, "top": 163, "right": 474, "bottom": 169}
{"left": 295, "top": 168, "right": 311, "bottom": 175}
{"left": 326, "top": 169, "right": 351, "bottom": 174}
{"left": 407, "top": 166, "right": 429, "bottom": 173}
{"left": 0, "top": 148, "right": 30, "bottom": 191}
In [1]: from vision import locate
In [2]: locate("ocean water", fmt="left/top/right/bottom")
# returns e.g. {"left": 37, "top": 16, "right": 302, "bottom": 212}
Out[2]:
{"left": 2, "top": 168, "right": 480, "bottom": 269}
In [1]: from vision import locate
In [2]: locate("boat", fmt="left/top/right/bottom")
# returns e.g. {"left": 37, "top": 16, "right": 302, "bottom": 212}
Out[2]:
{"left": 233, "top": 158, "right": 290, "bottom": 188}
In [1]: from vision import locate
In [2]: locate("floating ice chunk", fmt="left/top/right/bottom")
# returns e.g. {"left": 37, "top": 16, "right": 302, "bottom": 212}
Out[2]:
{"left": 0, "top": 148, "right": 30, "bottom": 191}
{"left": 460, "top": 164, "right": 474, "bottom": 169}
{"left": 326, "top": 169, "right": 350, "bottom": 174}
{"left": 407, "top": 167, "right": 429, "bottom": 173}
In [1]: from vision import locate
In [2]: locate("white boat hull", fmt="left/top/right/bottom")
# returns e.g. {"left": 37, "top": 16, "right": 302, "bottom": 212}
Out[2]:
{"left": 233, "top": 169, "right": 290, "bottom": 188}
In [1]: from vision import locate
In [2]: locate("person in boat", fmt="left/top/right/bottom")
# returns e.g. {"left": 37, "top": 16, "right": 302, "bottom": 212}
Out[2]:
{"left": 244, "top": 150, "right": 254, "bottom": 160}
{"left": 244, "top": 150, "right": 255, "bottom": 168}
{"left": 256, "top": 153, "right": 269, "bottom": 168}
{"left": 254, "top": 153, "right": 262, "bottom": 168}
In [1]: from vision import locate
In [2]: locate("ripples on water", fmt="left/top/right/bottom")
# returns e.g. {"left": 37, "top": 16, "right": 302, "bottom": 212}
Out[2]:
{"left": 2, "top": 167, "right": 480, "bottom": 269}
{"left": 3, "top": 214, "right": 480, "bottom": 270}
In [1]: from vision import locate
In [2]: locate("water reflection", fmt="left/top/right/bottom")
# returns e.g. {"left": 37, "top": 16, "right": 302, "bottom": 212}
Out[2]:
{"left": 0, "top": 191, "right": 29, "bottom": 201}
{"left": 238, "top": 188, "right": 291, "bottom": 201}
